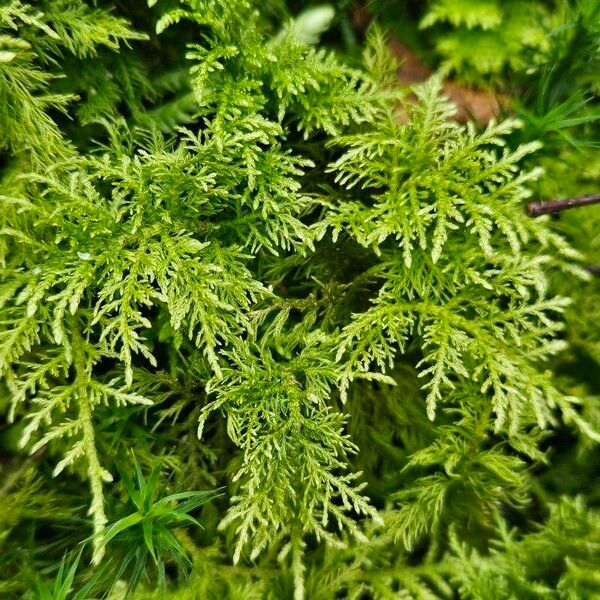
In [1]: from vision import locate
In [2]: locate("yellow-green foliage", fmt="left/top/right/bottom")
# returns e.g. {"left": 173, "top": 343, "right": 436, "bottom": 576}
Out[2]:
{"left": 420, "top": 0, "right": 552, "bottom": 83}
{"left": 1, "top": 1, "right": 599, "bottom": 599}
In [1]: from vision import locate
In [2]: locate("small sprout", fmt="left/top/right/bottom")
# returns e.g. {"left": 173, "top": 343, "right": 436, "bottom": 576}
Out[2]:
{"left": 96, "top": 453, "right": 221, "bottom": 597}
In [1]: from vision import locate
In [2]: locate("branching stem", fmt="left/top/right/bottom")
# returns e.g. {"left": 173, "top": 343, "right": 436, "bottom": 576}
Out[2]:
{"left": 72, "top": 325, "right": 110, "bottom": 565}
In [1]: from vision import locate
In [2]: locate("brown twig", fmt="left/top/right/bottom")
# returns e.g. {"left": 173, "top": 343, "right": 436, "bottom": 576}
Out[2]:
{"left": 527, "top": 196, "right": 600, "bottom": 276}
{"left": 527, "top": 193, "right": 600, "bottom": 217}
{"left": 585, "top": 265, "right": 600, "bottom": 276}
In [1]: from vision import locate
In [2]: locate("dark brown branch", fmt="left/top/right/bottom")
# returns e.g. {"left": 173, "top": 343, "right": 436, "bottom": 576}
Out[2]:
{"left": 585, "top": 264, "right": 600, "bottom": 276}
{"left": 527, "top": 193, "right": 600, "bottom": 217}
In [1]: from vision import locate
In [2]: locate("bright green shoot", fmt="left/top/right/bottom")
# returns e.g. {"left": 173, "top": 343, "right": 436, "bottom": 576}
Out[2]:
{"left": 96, "top": 454, "right": 220, "bottom": 596}
{"left": 30, "top": 551, "right": 83, "bottom": 600}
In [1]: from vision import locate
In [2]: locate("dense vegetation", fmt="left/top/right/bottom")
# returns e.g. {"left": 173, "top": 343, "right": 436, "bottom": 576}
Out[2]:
{"left": 1, "top": 1, "right": 599, "bottom": 598}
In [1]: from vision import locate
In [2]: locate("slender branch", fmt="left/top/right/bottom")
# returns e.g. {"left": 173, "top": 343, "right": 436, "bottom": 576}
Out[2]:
{"left": 72, "top": 324, "right": 111, "bottom": 565}
{"left": 527, "top": 193, "right": 600, "bottom": 217}
{"left": 585, "top": 265, "right": 600, "bottom": 276}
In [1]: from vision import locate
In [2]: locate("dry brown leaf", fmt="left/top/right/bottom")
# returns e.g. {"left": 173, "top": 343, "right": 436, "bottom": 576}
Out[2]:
{"left": 352, "top": 5, "right": 507, "bottom": 124}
